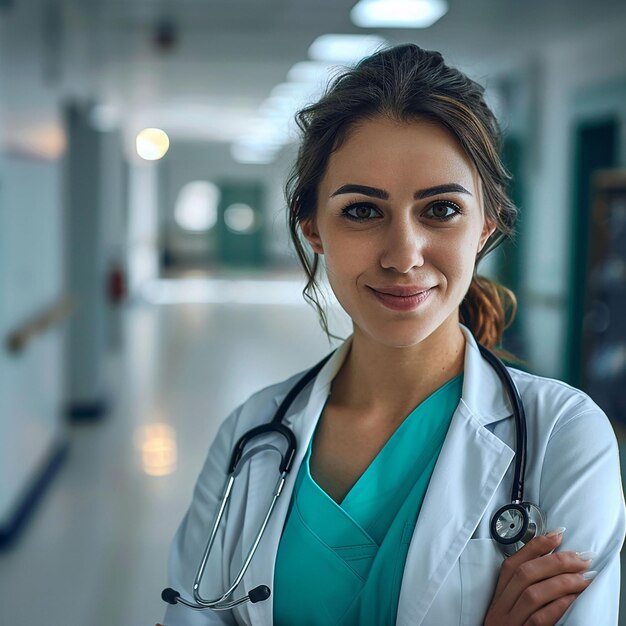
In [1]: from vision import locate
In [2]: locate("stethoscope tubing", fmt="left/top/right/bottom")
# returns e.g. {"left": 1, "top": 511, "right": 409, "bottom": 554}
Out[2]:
{"left": 162, "top": 339, "right": 537, "bottom": 611}
{"left": 476, "top": 344, "right": 527, "bottom": 504}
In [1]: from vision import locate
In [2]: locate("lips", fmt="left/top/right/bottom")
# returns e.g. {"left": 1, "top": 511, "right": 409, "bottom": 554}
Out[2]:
{"left": 368, "top": 285, "right": 435, "bottom": 312}
{"left": 370, "top": 285, "right": 433, "bottom": 297}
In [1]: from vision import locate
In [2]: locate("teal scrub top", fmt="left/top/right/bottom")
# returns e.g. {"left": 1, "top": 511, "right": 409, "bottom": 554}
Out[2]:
{"left": 273, "top": 373, "right": 464, "bottom": 626}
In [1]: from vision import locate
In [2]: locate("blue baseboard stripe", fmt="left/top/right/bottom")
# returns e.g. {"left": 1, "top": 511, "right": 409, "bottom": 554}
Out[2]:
{"left": 0, "top": 439, "right": 70, "bottom": 550}
{"left": 67, "top": 397, "right": 108, "bottom": 422}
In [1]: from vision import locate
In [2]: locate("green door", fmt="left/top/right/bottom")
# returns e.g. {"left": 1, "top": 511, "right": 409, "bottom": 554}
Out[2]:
{"left": 216, "top": 181, "right": 266, "bottom": 268}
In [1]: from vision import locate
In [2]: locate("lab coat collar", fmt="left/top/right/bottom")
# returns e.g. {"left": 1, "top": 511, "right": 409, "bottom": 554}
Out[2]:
{"left": 457, "top": 324, "right": 513, "bottom": 425}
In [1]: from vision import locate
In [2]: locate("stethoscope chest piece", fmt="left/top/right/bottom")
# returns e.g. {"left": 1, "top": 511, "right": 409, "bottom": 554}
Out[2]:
{"left": 490, "top": 501, "right": 546, "bottom": 557}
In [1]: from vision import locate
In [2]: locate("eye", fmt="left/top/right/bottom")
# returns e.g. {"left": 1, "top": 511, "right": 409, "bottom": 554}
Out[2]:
{"left": 425, "top": 200, "right": 462, "bottom": 221}
{"left": 341, "top": 203, "right": 381, "bottom": 221}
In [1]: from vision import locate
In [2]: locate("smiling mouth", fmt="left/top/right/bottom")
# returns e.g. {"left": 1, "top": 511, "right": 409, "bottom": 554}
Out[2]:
{"left": 370, "top": 285, "right": 434, "bottom": 297}
{"left": 368, "top": 286, "right": 435, "bottom": 311}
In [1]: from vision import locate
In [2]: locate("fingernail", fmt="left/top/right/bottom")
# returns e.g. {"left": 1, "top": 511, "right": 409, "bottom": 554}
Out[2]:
{"left": 581, "top": 570, "right": 598, "bottom": 581}
{"left": 576, "top": 551, "right": 596, "bottom": 562}
{"left": 545, "top": 526, "right": 566, "bottom": 539}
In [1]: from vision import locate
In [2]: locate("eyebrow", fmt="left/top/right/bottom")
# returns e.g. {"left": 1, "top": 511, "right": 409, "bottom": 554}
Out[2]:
{"left": 330, "top": 183, "right": 472, "bottom": 200}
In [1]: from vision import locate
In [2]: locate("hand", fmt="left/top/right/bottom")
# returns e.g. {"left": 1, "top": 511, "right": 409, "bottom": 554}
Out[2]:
{"left": 483, "top": 529, "right": 596, "bottom": 626}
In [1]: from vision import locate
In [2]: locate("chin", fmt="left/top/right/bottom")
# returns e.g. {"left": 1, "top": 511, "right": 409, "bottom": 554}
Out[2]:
{"left": 358, "top": 319, "right": 443, "bottom": 350}
{"left": 352, "top": 302, "right": 463, "bottom": 350}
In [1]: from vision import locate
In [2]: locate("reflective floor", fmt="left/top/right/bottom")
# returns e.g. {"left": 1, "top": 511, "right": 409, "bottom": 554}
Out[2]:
{"left": 0, "top": 293, "right": 625, "bottom": 626}
{"left": 0, "top": 292, "right": 341, "bottom": 626}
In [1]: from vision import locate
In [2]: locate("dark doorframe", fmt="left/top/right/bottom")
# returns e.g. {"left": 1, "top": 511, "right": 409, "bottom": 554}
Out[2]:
{"left": 564, "top": 117, "right": 619, "bottom": 386}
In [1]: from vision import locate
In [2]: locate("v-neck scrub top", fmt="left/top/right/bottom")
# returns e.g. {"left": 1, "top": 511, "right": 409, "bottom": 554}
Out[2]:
{"left": 273, "top": 373, "right": 464, "bottom": 626}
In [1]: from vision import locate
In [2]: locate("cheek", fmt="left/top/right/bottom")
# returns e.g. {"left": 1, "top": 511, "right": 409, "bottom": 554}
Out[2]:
{"left": 323, "top": 237, "right": 372, "bottom": 279}
{"left": 435, "top": 231, "right": 479, "bottom": 285}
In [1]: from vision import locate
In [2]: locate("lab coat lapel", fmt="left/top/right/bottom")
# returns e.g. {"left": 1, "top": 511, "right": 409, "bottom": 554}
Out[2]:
{"left": 396, "top": 326, "right": 516, "bottom": 625}
{"left": 242, "top": 340, "right": 352, "bottom": 626}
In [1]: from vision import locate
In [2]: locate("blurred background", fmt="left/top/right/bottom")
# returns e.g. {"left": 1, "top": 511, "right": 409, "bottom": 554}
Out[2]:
{"left": 1, "top": 0, "right": 626, "bottom": 624}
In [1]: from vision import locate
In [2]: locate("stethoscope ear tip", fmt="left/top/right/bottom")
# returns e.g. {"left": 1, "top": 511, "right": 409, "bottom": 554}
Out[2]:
{"left": 161, "top": 587, "right": 181, "bottom": 605}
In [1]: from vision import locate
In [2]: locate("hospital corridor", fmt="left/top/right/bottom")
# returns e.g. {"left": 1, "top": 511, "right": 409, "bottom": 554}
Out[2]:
{"left": 2, "top": 0, "right": 626, "bottom": 625}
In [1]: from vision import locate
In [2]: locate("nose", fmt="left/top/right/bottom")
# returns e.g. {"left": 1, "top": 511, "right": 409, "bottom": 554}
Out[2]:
{"left": 379, "top": 218, "right": 426, "bottom": 273}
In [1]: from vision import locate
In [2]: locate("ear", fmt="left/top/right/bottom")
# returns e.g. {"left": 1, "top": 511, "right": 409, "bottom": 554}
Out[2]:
{"left": 478, "top": 218, "right": 497, "bottom": 254}
{"left": 300, "top": 217, "right": 324, "bottom": 255}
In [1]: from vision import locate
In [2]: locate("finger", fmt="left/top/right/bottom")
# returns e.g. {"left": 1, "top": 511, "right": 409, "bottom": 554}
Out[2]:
{"left": 512, "top": 572, "right": 592, "bottom": 624}
{"left": 522, "top": 593, "right": 579, "bottom": 626}
{"left": 497, "top": 550, "right": 593, "bottom": 614}
{"left": 493, "top": 529, "right": 565, "bottom": 600}
{"left": 496, "top": 549, "right": 592, "bottom": 617}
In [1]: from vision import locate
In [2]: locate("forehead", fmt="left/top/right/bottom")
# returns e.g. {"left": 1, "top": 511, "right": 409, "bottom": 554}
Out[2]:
{"left": 320, "top": 116, "right": 480, "bottom": 196}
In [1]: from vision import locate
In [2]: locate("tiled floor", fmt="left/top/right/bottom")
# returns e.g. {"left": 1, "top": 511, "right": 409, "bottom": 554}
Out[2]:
{"left": 1, "top": 288, "right": 625, "bottom": 626}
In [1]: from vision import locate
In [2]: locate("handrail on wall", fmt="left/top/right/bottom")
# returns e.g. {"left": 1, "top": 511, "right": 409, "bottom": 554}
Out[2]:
{"left": 5, "top": 295, "right": 75, "bottom": 354}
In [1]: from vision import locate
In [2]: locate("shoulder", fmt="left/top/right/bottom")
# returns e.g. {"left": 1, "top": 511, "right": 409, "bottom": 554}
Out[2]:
{"left": 506, "top": 367, "right": 616, "bottom": 445}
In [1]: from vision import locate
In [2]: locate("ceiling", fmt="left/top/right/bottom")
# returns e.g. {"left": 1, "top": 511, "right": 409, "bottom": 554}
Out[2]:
{"left": 2, "top": 0, "right": 626, "bottom": 153}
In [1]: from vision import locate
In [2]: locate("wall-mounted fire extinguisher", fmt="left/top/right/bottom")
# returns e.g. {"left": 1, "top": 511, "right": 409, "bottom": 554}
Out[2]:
{"left": 107, "top": 262, "right": 126, "bottom": 306}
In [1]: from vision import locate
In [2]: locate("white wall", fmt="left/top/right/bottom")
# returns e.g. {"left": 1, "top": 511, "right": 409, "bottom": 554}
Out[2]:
{"left": 0, "top": 153, "right": 66, "bottom": 528}
{"left": 0, "top": 0, "right": 68, "bottom": 532}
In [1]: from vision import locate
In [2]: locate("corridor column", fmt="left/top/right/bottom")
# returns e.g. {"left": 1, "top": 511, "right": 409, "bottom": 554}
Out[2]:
{"left": 64, "top": 101, "right": 108, "bottom": 420}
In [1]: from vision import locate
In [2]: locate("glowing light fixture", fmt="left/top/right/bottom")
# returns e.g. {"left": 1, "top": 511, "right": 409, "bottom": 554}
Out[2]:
{"left": 174, "top": 181, "right": 220, "bottom": 232}
{"left": 136, "top": 127, "right": 170, "bottom": 160}
{"left": 224, "top": 203, "right": 258, "bottom": 234}
{"left": 286, "top": 61, "right": 342, "bottom": 84}
{"left": 308, "top": 34, "right": 388, "bottom": 63}
{"left": 351, "top": 0, "right": 448, "bottom": 28}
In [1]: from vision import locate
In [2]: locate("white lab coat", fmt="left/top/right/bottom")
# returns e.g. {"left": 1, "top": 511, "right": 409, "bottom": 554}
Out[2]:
{"left": 163, "top": 325, "right": 626, "bottom": 625}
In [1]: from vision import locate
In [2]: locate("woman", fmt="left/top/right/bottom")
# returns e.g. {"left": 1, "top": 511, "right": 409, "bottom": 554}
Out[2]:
{"left": 162, "top": 45, "right": 625, "bottom": 625}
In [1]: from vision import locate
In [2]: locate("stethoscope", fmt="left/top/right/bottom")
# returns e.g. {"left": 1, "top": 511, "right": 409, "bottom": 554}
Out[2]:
{"left": 162, "top": 341, "right": 546, "bottom": 612}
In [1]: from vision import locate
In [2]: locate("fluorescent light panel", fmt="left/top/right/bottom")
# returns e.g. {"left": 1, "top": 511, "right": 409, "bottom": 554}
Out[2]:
{"left": 308, "top": 34, "right": 389, "bottom": 63}
{"left": 286, "top": 61, "right": 343, "bottom": 84}
{"left": 351, "top": 0, "right": 448, "bottom": 28}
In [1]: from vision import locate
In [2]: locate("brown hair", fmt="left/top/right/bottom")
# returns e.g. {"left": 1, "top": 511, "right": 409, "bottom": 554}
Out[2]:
{"left": 285, "top": 44, "right": 518, "bottom": 356}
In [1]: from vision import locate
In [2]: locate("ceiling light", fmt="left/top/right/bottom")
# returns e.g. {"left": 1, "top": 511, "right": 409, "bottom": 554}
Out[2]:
{"left": 270, "top": 82, "right": 317, "bottom": 100}
{"left": 286, "top": 61, "right": 344, "bottom": 85}
{"left": 136, "top": 128, "right": 170, "bottom": 160}
{"left": 308, "top": 34, "right": 388, "bottom": 63}
{"left": 351, "top": 0, "right": 448, "bottom": 28}
{"left": 174, "top": 181, "right": 220, "bottom": 232}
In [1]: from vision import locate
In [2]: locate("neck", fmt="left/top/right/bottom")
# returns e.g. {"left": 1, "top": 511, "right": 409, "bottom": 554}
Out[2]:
{"left": 330, "top": 320, "right": 466, "bottom": 418}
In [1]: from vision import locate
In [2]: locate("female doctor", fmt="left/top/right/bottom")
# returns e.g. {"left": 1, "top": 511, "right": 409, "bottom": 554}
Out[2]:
{"left": 162, "top": 45, "right": 625, "bottom": 626}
